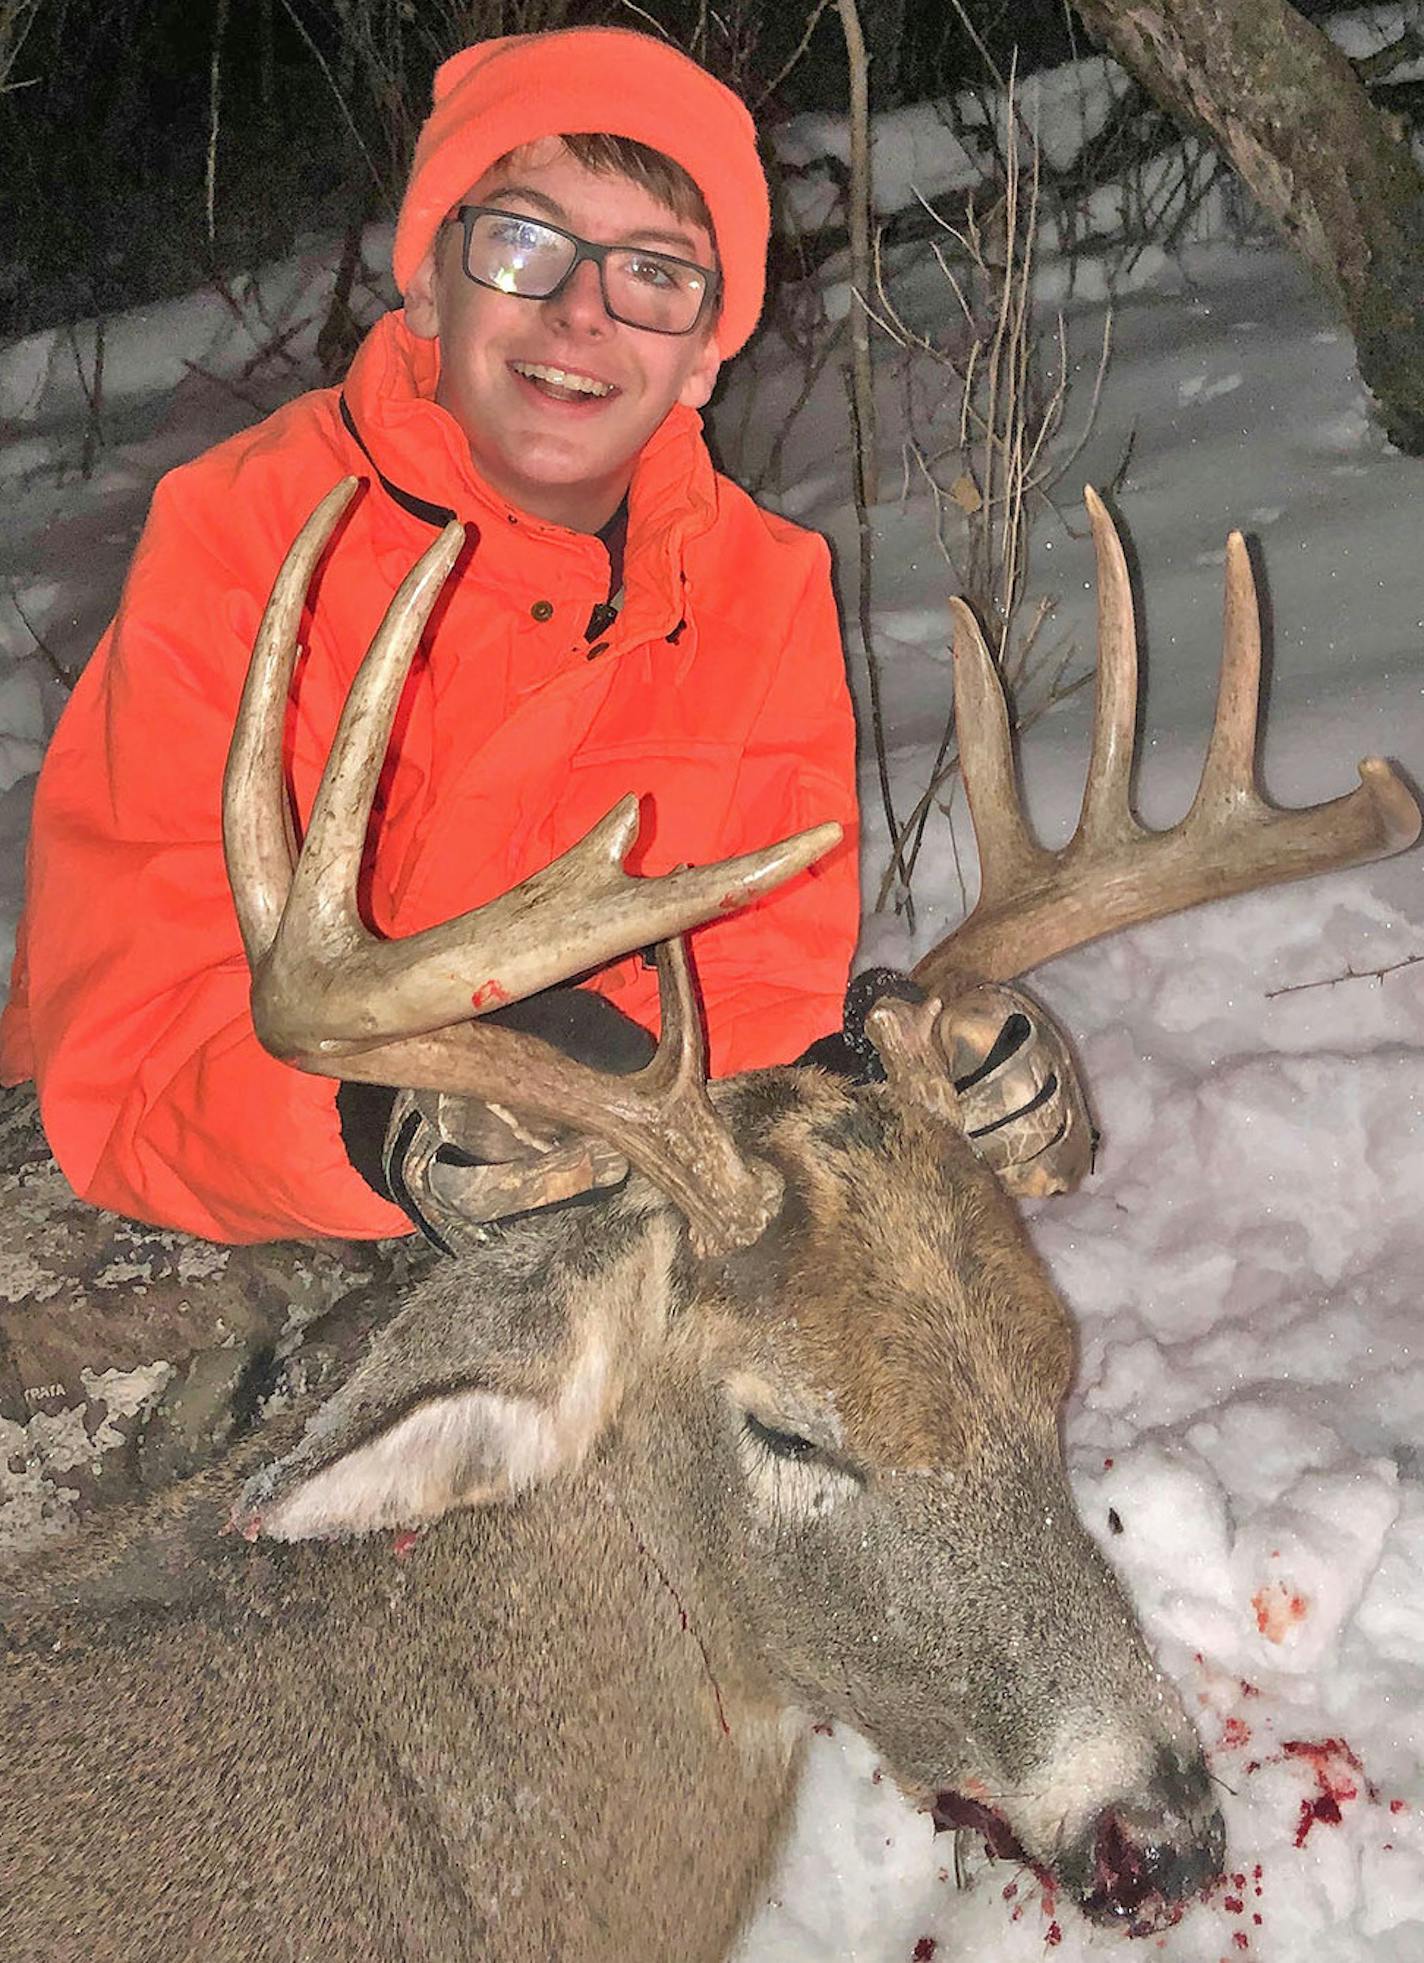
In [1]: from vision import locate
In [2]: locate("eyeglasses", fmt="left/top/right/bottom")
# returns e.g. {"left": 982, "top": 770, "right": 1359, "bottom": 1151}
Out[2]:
{"left": 447, "top": 206, "right": 719, "bottom": 336}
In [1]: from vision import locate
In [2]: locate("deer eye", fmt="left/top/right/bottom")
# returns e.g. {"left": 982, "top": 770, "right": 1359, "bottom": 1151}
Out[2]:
{"left": 743, "top": 1412, "right": 819, "bottom": 1462}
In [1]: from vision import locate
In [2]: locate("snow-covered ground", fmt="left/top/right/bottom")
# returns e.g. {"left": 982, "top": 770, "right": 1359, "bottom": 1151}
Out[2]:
{"left": 727, "top": 140, "right": 1424, "bottom": 1963}
{"left": 2, "top": 74, "right": 1422, "bottom": 1963}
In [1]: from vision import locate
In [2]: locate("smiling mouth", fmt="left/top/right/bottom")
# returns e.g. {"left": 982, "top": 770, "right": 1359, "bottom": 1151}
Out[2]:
{"left": 510, "top": 361, "right": 618, "bottom": 402}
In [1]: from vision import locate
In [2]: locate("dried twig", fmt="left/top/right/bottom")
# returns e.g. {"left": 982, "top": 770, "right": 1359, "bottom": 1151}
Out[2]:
{"left": 0, "top": 0, "right": 41, "bottom": 93}
{"left": 279, "top": 0, "right": 579, "bottom": 226}
{"left": 865, "top": 71, "right": 1109, "bottom": 910}
{"left": 821, "top": 0, "right": 907, "bottom": 905}
{"left": 747, "top": 320, "right": 843, "bottom": 498}
{"left": 613, "top": 0, "right": 673, "bottom": 40}
{"left": 842, "top": 374, "right": 912, "bottom": 916}
{"left": 1265, "top": 953, "right": 1423, "bottom": 999}
{"left": 206, "top": 0, "right": 230, "bottom": 250}
{"left": 68, "top": 318, "right": 107, "bottom": 483}
{"left": 8, "top": 581, "right": 78, "bottom": 692}
{"left": 754, "top": 0, "right": 834, "bottom": 110}
{"left": 834, "top": 0, "right": 879, "bottom": 509}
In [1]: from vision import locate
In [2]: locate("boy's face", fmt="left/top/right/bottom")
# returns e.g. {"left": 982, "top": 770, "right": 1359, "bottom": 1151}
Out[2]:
{"left": 405, "top": 137, "right": 722, "bottom": 533}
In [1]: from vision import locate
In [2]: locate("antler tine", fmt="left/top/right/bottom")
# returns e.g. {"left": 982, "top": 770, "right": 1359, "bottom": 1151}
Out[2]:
{"left": 949, "top": 597, "right": 1051, "bottom": 912}
{"left": 285, "top": 509, "right": 467, "bottom": 964}
{"left": 1193, "top": 529, "right": 1263, "bottom": 809}
{"left": 913, "top": 489, "right": 1421, "bottom": 997}
{"left": 1075, "top": 484, "right": 1145, "bottom": 850}
{"left": 232, "top": 487, "right": 843, "bottom": 1059}
{"left": 1180, "top": 525, "right": 1421, "bottom": 870}
{"left": 575, "top": 937, "right": 784, "bottom": 1252}
{"left": 223, "top": 476, "right": 360, "bottom": 963}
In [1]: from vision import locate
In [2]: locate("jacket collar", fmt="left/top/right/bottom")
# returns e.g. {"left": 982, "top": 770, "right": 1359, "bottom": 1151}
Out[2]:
{"left": 341, "top": 311, "right": 719, "bottom": 638}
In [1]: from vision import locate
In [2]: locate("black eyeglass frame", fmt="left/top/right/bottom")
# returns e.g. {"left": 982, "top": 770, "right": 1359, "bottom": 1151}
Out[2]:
{"left": 447, "top": 205, "right": 721, "bottom": 336}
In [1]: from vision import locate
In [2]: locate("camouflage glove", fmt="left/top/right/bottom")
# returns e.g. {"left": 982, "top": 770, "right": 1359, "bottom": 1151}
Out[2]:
{"left": 382, "top": 1089, "right": 631, "bottom": 1257}
{"left": 362, "top": 984, "right": 656, "bottom": 1257}
{"left": 934, "top": 983, "right": 1095, "bottom": 1197}
{"left": 835, "top": 970, "right": 1093, "bottom": 1198}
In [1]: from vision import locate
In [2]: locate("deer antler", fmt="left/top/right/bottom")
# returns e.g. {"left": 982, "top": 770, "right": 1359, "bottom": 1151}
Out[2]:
{"left": 226, "top": 479, "right": 840, "bottom": 1056}
{"left": 913, "top": 486, "right": 1420, "bottom": 997}
{"left": 223, "top": 478, "right": 842, "bottom": 1256}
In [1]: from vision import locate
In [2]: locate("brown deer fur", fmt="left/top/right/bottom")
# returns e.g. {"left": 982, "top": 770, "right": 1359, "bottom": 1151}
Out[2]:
{"left": 3, "top": 1069, "right": 1221, "bottom": 1961}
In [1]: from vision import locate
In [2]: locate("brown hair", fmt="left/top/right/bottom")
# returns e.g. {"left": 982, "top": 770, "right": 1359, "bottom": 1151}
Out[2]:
{"left": 490, "top": 132, "right": 717, "bottom": 257}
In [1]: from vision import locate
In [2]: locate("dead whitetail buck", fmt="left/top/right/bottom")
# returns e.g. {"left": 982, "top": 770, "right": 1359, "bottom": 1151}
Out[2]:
{"left": 6, "top": 481, "right": 1417, "bottom": 1963}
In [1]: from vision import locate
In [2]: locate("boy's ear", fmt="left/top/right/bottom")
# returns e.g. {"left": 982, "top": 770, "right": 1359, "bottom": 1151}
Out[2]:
{"left": 403, "top": 246, "right": 442, "bottom": 340}
{"left": 679, "top": 332, "right": 722, "bottom": 411}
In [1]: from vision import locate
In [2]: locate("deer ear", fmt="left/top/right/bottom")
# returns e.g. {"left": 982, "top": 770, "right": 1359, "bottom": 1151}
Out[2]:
{"left": 233, "top": 1378, "right": 601, "bottom": 1542}
{"left": 232, "top": 1212, "right": 671, "bottom": 1542}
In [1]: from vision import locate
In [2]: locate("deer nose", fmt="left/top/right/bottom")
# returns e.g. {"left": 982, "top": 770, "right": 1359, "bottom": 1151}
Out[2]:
{"left": 1067, "top": 1747, "right": 1226, "bottom": 1924}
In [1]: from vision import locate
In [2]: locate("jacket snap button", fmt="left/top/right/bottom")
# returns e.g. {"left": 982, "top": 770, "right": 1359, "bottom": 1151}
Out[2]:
{"left": 530, "top": 599, "right": 554, "bottom": 622}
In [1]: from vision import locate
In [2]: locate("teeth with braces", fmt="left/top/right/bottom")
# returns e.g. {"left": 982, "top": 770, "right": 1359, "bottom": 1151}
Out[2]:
{"left": 512, "top": 362, "right": 616, "bottom": 397}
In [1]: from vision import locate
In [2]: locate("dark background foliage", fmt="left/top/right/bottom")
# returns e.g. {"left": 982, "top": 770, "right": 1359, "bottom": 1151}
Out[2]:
{"left": 1, "top": 0, "right": 1085, "bottom": 340}
{"left": 0, "top": 0, "right": 1392, "bottom": 342}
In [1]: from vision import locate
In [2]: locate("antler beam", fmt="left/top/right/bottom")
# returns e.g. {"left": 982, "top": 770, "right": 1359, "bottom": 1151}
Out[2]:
{"left": 295, "top": 934, "right": 784, "bottom": 1259}
{"left": 914, "top": 487, "right": 1420, "bottom": 996}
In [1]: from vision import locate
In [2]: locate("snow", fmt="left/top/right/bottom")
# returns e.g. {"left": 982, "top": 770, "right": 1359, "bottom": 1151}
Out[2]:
{"left": 3, "top": 64, "right": 1423, "bottom": 1963}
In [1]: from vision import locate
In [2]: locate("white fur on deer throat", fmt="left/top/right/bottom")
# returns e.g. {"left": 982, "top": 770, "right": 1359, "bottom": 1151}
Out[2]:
{"left": 513, "top": 362, "right": 615, "bottom": 396}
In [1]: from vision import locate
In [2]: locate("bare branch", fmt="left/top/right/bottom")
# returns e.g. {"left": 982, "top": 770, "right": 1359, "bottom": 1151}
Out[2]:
{"left": 754, "top": 0, "right": 834, "bottom": 109}
{"left": 834, "top": 0, "right": 879, "bottom": 508}
{"left": 1265, "top": 953, "right": 1423, "bottom": 999}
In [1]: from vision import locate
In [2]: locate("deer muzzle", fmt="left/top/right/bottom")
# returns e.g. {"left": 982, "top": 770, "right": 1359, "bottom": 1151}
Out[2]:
{"left": 936, "top": 1737, "right": 1223, "bottom": 1928}
{"left": 1063, "top": 1743, "right": 1225, "bottom": 1925}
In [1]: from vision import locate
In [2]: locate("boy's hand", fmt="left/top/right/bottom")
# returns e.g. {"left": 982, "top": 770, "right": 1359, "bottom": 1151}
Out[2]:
{"left": 822, "top": 969, "right": 1095, "bottom": 1199}
{"left": 374, "top": 987, "right": 655, "bottom": 1256}
{"left": 383, "top": 1088, "right": 630, "bottom": 1256}
{"left": 934, "top": 984, "right": 1095, "bottom": 1197}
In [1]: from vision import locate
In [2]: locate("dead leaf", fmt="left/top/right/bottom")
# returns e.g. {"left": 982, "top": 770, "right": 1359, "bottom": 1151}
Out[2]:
{"left": 950, "top": 473, "right": 983, "bottom": 515}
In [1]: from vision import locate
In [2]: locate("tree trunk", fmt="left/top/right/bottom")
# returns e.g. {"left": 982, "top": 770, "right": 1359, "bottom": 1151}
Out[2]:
{"left": 1071, "top": 0, "right": 1424, "bottom": 454}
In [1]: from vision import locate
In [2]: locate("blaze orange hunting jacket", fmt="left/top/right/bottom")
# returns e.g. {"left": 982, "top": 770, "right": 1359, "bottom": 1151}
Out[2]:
{"left": 0, "top": 312, "right": 859, "bottom": 1243}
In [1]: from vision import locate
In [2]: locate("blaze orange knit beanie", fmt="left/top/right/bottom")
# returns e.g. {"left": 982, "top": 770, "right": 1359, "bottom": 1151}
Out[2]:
{"left": 392, "top": 26, "right": 770, "bottom": 357}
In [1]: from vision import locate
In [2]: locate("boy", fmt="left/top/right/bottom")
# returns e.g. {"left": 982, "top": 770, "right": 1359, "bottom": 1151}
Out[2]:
{"left": 0, "top": 27, "right": 862, "bottom": 1251}
{"left": 1, "top": 26, "right": 1084, "bottom": 1259}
